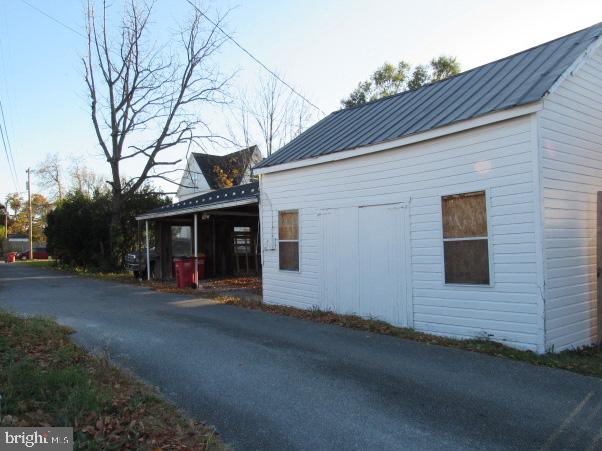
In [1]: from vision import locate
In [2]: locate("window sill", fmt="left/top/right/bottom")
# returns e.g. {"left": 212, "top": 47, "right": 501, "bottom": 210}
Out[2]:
{"left": 443, "top": 282, "right": 494, "bottom": 289}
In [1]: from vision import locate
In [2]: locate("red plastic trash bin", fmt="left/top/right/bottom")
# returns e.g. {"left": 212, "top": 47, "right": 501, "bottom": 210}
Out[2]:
{"left": 6, "top": 252, "right": 17, "bottom": 263}
{"left": 174, "top": 256, "right": 206, "bottom": 288}
{"left": 174, "top": 257, "right": 193, "bottom": 288}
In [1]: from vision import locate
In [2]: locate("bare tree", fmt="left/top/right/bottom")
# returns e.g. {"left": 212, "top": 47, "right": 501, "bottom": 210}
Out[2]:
{"left": 282, "top": 95, "right": 316, "bottom": 144}
{"left": 70, "top": 158, "right": 104, "bottom": 195}
{"left": 83, "top": 0, "right": 229, "bottom": 264}
{"left": 229, "top": 74, "right": 319, "bottom": 157}
{"left": 224, "top": 91, "right": 253, "bottom": 150}
{"left": 35, "top": 154, "right": 64, "bottom": 201}
{"left": 252, "top": 75, "right": 288, "bottom": 156}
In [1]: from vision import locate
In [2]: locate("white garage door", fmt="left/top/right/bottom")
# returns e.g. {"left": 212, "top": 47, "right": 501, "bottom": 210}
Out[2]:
{"left": 320, "top": 203, "right": 410, "bottom": 327}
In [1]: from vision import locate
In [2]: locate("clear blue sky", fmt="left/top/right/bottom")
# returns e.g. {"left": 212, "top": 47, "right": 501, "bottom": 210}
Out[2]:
{"left": 1, "top": 0, "right": 602, "bottom": 201}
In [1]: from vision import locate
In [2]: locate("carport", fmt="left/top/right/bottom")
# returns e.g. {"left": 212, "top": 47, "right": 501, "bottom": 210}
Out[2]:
{"left": 135, "top": 182, "right": 260, "bottom": 282}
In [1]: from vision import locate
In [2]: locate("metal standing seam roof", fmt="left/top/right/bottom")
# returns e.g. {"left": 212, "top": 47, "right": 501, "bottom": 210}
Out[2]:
{"left": 255, "top": 21, "right": 602, "bottom": 170}
{"left": 138, "top": 182, "right": 259, "bottom": 219}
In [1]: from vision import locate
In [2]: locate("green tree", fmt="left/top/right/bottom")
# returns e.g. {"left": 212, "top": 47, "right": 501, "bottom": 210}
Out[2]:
{"left": 4, "top": 193, "right": 50, "bottom": 242}
{"left": 407, "top": 65, "right": 429, "bottom": 91}
{"left": 45, "top": 191, "right": 111, "bottom": 268}
{"left": 6, "top": 193, "right": 22, "bottom": 217}
{"left": 341, "top": 56, "right": 461, "bottom": 108}
{"left": 430, "top": 55, "right": 461, "bottom": 81}
{"left": 45, "top": 185, "right": 169, "bottom": 269}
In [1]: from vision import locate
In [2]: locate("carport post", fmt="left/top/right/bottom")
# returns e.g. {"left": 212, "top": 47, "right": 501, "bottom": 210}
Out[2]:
{"left": 194, "top": 213, "right": 198, "bottom": 288}
{"left": 145, "top": 220, "right": 151, "bottom": 280}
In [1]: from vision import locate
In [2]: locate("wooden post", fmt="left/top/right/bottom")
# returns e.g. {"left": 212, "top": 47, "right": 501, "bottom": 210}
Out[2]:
{"left": 137, "top": 220, "right": 141, "bottom": 280}
{"left": 3, "top": 206, "right": 7, "bottom": 240}
{"left": 194, "top": 213, "right": 198, "bottom": 288}
{"left": 27, "top": 168, "right": 33, "bottom": 260}
{"left": 145, "top": 220, "right": 151, "bottom": 280}
{"left": 212, "top": 217, "right": 216, "bottom": 277}
{"left": 255, "top": 218, "right": 260, "bottom": 274}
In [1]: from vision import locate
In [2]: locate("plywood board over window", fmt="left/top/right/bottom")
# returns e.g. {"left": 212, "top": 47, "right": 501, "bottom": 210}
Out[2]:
{"left": 442, "top": 191, "right": 490, "bottom": 284}
{"left": 279, "top": 210, "right": 299, "bottom": 271}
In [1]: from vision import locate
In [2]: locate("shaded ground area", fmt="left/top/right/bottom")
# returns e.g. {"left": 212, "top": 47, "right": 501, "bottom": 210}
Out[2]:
{"left": 2, "top": 262, "right": 602, "bottom": 450}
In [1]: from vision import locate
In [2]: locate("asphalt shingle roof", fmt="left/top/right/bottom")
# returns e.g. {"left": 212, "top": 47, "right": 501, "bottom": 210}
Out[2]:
{"left": 256, "top": 22, "right": 602, "bottom": 169}
{"left": 143, "top": 182, "right": 259, "bottom": 217}
{"left": 194, "top": 146, "right": 260, "bottom": 189}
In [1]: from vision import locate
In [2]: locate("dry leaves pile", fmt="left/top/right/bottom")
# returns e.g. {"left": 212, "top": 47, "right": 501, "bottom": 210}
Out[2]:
{"left": 213, "top": 296, "right": 602, "bottom": 379}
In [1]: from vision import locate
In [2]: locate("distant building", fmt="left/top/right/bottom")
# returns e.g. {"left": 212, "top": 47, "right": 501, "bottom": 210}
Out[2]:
{"left": 176, "top": 146, "right": 263, "bottom": 201}
{"left": 6, "top": 234, "right": 29, "bottom": 253}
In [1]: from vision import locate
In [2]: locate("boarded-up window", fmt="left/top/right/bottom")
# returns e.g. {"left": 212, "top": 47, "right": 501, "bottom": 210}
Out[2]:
{"left": 442, "top": 191, "right": 490, "bottom": 284}
{"left": 279, "top": 210, "right": 299, "bottom": 271}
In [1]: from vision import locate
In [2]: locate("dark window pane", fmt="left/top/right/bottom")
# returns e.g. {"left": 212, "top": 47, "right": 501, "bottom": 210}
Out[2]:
{"left": 171, "top": 226, "right": 192, "bottom": 256}
{"left": 279, "top": 211, "right": 299, "bottom": 240}
{"left": 279, "top": 242, "right": 299, "bottom": 271}
{"left": 444, "top": 239, "right": 489, "bottom": 284}
{"left": 442, "top": 191, "right": 487, "bottom": 238}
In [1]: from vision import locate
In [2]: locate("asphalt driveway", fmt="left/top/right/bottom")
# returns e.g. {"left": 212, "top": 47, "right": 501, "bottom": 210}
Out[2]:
{"left": 1, "top": 263, "right": 602, "bottom": 450}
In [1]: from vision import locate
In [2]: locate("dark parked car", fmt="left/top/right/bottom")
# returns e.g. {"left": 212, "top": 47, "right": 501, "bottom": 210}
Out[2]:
{"left": 125, "top": 248, "right": 157, "bottom": 279}
{"left": 17, "top": 247, "right": 50, "bottom": 260}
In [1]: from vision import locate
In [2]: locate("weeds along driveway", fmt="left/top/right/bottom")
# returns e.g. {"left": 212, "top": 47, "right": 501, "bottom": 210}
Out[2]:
{"left": 2, "top": 263, "right": 602, "bottom": 451}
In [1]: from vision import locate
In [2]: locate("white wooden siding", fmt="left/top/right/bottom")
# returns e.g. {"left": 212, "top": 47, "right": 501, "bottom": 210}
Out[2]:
{"left": 260, "top": 116, "right": 541, "bottom": 351}
{"left": 540, "top": 42, "right": 602, "bottom": 351}
{"left": 177, "top": 155, "right": 210, "bottom": 201}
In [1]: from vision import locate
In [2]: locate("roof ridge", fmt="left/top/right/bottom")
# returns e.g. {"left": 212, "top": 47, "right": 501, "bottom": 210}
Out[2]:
{"left": 192, "top": 145, "right": 258, "bottom": 160}
{"left": 255, "top": 20, "right": 602, "bottom": 170}
{"left": 334, "top": 21, "right": 602, "bottom": 114}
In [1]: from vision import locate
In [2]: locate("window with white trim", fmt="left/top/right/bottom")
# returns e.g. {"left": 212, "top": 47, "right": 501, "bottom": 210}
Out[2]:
{"left": 442, "top": 191, "right": 490, "bottom": 284}
{"left": 279, "top": 210, "right": 299, "bottom": 271}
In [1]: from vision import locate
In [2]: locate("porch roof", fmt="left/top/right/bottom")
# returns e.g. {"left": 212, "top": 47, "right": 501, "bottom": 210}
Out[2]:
{"left": 136, "top": 182, "right": 259, "bottom": 220}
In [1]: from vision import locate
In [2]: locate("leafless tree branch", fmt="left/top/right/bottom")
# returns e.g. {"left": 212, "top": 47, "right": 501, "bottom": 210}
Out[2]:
{"left": 83, "top": 0, "right": 231, "bottom": 257}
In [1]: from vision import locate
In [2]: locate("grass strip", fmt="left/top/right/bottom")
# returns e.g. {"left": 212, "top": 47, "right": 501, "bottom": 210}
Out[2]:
{"left": 0, "top": 311, "right": 226, "bottom": 450}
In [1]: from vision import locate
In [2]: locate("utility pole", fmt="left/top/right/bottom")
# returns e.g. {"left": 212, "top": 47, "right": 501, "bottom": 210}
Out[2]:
{"left": 26, "top": 168, "right": 33, "bottom": 260}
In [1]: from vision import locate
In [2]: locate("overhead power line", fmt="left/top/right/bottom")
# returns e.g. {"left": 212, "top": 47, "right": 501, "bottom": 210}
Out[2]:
{"left": 20, "top": 0, "right": 326, "bottom": 117}
{"left": 0, "top": 98, "right": 19, "bottom": 186}
{"left": 0, "top": 123, "right": 17, "bottom": 188}
{"left": 0, "top": 106, "right": 18, "bottom": 191}
{"left": 19, "top": 0, "right": 87, "bottom": 39}
{"left": 184, "top": 0, "right": 326, "bottom": 116}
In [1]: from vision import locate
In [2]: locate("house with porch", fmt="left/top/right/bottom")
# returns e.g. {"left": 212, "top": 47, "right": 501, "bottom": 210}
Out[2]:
{"left": 139, "top": 22, "right": 602, "bottom": 353}
{"left": 136, "top": 147, "right": 262, "bottom": 280}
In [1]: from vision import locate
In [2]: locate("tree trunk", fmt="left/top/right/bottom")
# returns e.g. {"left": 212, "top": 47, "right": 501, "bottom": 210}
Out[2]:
{"left": 109, "top": 192, "right": 124, "bottom": 269}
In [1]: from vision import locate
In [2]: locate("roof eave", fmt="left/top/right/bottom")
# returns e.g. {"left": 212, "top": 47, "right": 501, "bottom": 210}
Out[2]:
{"left": 254, "top": 101, "right": 543, "bottom": 175}
{"left": 136, "top": 197, "right": 258, "bottom": 221}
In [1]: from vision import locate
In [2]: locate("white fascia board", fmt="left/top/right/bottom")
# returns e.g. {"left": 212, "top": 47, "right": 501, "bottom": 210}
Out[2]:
{"left": 254, "top": 102, "right": 543, "bottom": 175}
{"left": 136, "top": 197, "right": 258, "bottom": 221}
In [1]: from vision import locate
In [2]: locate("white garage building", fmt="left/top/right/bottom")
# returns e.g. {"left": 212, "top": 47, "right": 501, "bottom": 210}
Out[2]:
{"left": 254, "top": 22, "right": 602, "bottom": 353}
